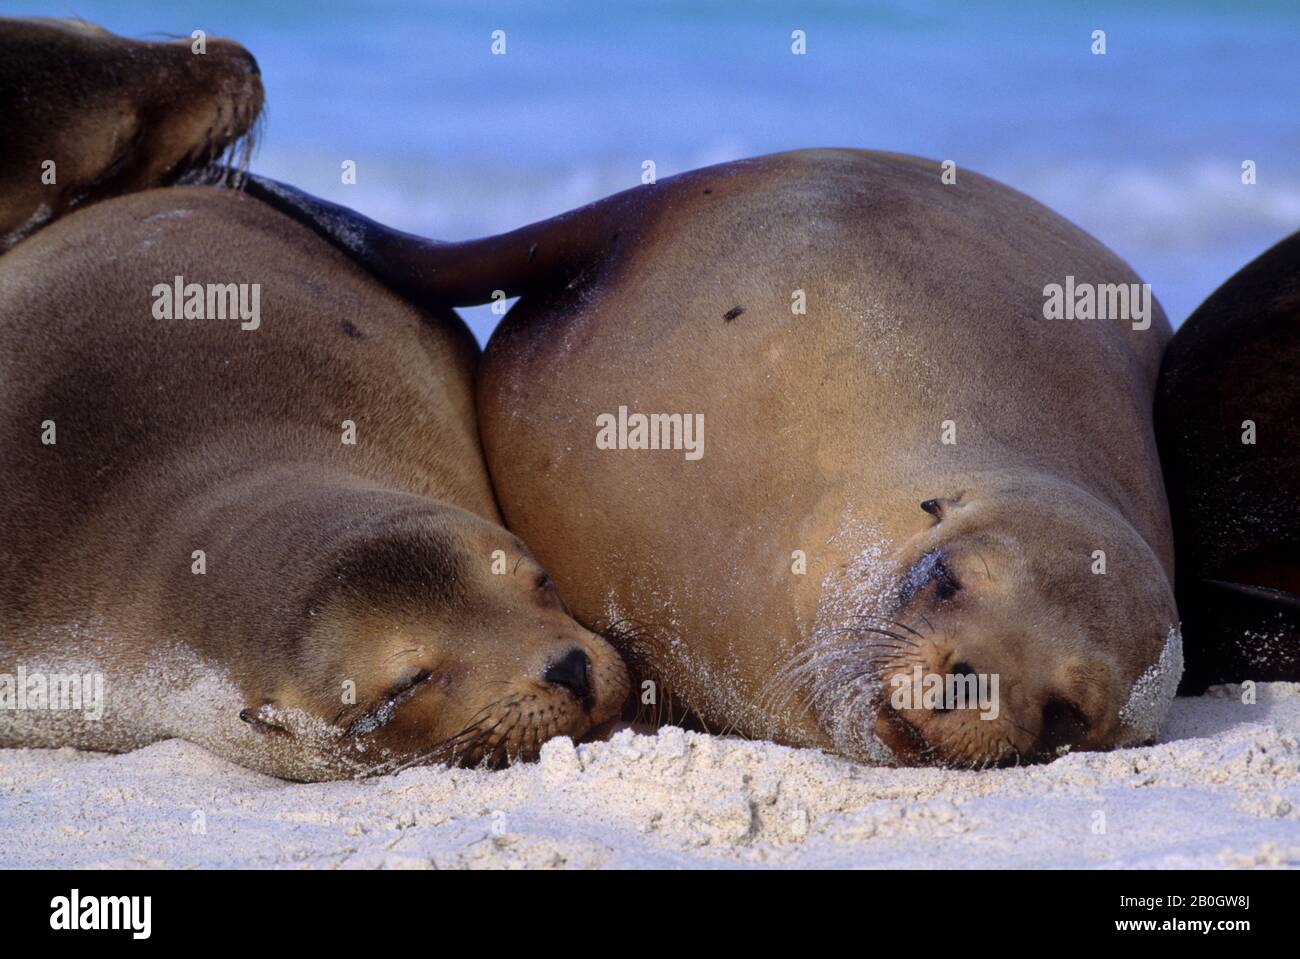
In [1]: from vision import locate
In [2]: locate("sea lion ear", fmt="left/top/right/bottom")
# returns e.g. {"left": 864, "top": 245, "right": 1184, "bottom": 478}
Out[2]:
{"left": 239, "top": 703, "right": 291, "bottom": 737}
{"left": 920, "top": 492, "right": 967, "bottom": 520}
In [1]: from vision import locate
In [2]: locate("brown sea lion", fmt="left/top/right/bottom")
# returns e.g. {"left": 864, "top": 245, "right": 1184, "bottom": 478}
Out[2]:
{"left": 0, "top": 186, "right": 628, "bottom": 781}
{"left": 1156, "top": 230, "right": 1300, "bottom": 691}
{"left": 0, "top": 16, "right": 263, "bottom": 252}
{"left": 249, "top": 149, "right": 1183, "bottom": 768}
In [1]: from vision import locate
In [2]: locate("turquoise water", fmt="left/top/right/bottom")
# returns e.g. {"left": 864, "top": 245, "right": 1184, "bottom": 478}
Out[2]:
{"left": 16, "top": 0, "right": 1299, "bottom": 341}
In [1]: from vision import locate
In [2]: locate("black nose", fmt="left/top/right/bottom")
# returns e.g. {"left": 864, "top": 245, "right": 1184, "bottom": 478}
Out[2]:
{"left": 1036, "top": 698, "right": 1091, "bottom": 755}
{"left": 543, "top": 648, "right": 592, "bottom": 709}
{"left": 932, "top": 661, "right": 978, "bottom": 714}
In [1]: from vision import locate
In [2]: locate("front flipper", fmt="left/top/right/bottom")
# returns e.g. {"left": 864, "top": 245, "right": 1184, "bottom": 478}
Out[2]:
{"left": 240, "top": 172, "right": 640, "bottom": 308}
{"left": 238, "top": 703, "right": 293, "bottom": 736}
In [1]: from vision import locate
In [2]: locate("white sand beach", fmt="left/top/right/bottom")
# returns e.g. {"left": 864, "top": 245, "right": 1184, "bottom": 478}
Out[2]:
{"left": 2, "top": 683, "right": 1298, "bottom": 869}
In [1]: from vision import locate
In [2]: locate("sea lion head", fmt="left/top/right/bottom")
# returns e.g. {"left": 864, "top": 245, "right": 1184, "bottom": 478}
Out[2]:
{"left": 254, "top": 506, "right": 629, "bottom": 775}
{"left": 812, "top": 478, "right": 1181, "bottom": 768}
{"left": 0, "top": 17, "right": 264, "bottom": 248}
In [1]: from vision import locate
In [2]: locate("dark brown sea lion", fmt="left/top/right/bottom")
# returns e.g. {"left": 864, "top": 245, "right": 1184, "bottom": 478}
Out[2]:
{"left": 1156, "top": 230, "right": 1300, "bottom": 691}
{"left": 0, "top": 186, "right": 628, "bottom": 781}
{"left": 0, "top": 16, "right": 263, "bottom": 252}
{"left": 247, "top": 149, "right": 1184, "bottom": 768}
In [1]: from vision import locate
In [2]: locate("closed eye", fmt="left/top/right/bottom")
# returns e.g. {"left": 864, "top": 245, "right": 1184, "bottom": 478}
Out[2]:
{"left": 342, "top": 669, "right": 434, "bottom": 738}
{"left": 535, "top": 572, "right": 570, "bottom": 612}
{"left": 899, "top": 550, "right": 963, "bottom": 605}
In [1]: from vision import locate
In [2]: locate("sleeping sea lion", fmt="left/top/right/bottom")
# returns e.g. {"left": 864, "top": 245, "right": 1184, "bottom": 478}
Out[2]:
{"left": 0, "top": 186, "right": 628, "bottom": 781}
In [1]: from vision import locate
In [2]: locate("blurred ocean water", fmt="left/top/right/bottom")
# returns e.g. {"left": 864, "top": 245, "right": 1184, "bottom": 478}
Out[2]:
{"left": 15, "top": 0, "right": 1299, "bottom": 342}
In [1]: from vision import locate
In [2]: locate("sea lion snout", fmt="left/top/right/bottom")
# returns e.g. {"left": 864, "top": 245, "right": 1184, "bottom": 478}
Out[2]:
{"left": 873, "top": 630, "right": 1120, "bottom": 767}
{"left": 529, "top": 628, "right": 630, "bottom": 730}
{"left": 211, "top": 40, "right": 261, "bottom": 78}
{"left": 199, "top": 39, "right": 264, "bottom": 101}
